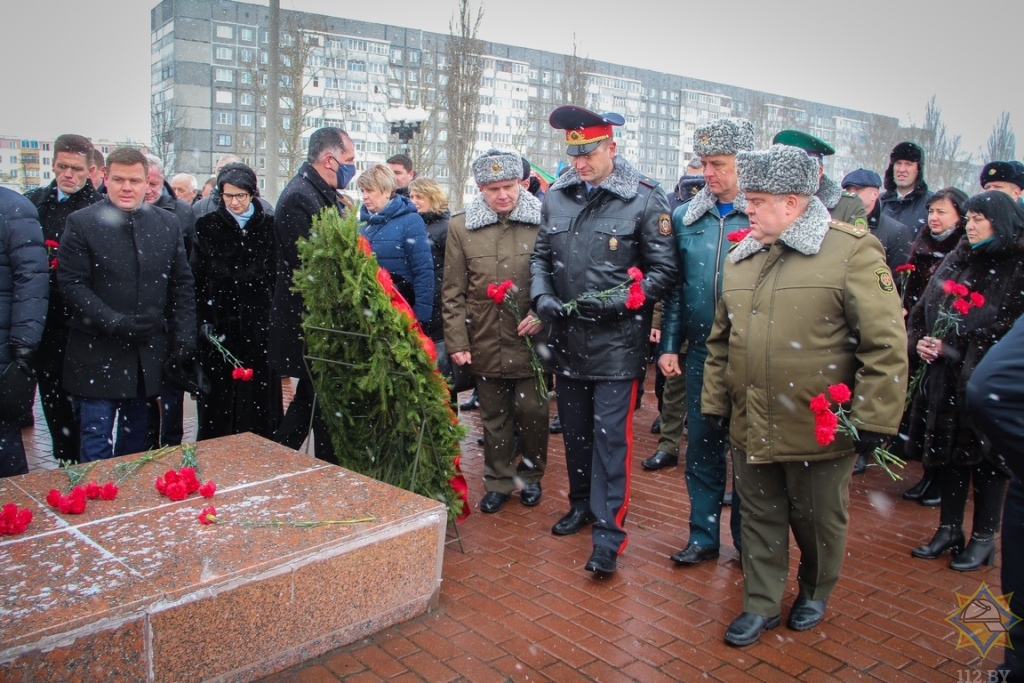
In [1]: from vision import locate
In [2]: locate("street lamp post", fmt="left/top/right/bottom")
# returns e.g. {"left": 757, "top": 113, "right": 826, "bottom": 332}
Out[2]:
{"left": 384, "top": 106, "right": 428, "bottom": 154}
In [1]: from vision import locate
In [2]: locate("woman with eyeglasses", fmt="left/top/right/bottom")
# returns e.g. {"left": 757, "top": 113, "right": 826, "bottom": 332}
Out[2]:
{"left": 193, "top": 163, "right": 281, "bottom": 440}
{"left": 905, "top": 190, "right": 1024, "bottom": 571}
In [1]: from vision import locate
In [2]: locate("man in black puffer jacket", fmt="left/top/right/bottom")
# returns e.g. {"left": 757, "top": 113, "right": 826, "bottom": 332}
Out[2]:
{"left": 878, "top": 141, "right": 933, "bottom": 233}
{"left": 0, "top": 188, "right": 49, "bottom": 477}
{"left": 531, "top": 106, "right": 678, "bottom": 575}
{"left": 24, "top": 133, "right": 104, "bottom": 463}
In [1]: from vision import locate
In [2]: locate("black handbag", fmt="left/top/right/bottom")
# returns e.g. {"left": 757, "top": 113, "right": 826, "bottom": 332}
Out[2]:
{"left": 0, "top": 361, "right": 36, "bottom": 422}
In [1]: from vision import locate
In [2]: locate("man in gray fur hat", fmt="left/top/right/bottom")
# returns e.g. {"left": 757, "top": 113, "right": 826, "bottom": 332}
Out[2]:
{"left": 656, "top": 118, "right": 753, "bottom": 567}
{"left": 443, "top": 149, "right": 548, "bottom": 513}
{"left": 702, "top": 144, "right": 908, "bottom": 646}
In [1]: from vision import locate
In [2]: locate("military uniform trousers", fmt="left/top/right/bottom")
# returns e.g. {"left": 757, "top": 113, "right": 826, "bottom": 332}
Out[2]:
{"left": 733, "top": 448, "right": 857, "bottom": 617}
{"left": 476, "top": 375, "right": 549, "bottom": 495}
{"left": 557, "top": 376, "right": 638, "bottom": 554}
{"left": 655, "top": 365, "right": 687, "bottom": 456}
{"left": 686, "top": 346, "right": 740, "bottom": 550}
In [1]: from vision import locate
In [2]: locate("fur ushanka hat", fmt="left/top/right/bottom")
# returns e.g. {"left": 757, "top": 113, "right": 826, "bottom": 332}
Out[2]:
{"left": 472, "top": 149, "right": 523, "bottom": 185}
{"left": 737, "top": 144, "right": 819, "bottom": 196}
{"left": 692, "top": 119, "right": 755, "bottom": 157}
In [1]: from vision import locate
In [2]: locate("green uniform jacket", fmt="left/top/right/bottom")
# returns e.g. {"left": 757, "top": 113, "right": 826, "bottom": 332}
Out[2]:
{"left": 442, "top": 191, "right": 542, "bottom": 379}
{"left": 817, "top": 174, "right": 867, "bottom": 227}
{"left": 701, "top": 199, "right": 908, "bottom": 464}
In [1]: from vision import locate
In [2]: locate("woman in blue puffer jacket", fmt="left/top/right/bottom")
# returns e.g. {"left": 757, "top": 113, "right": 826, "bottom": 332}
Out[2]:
{"left": 358, "top": 164, "right": 434, "bottom": 324}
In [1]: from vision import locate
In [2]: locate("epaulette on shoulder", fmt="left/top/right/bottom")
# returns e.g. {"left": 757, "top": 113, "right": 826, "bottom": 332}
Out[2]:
{"left": 828, "top": 219, "right": 867, "bottom": 237}
{"left": 841, "top": 190, "right": 859, "bottom": 198}
{"left": 638, "top": 175, "right": 660, "bottom": 188}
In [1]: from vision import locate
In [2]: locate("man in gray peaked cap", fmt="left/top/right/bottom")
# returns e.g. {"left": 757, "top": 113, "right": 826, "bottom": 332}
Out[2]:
{"left": 531, "top": 105, "right": 678, "bottom": 575}
{"left": 656, "top": 118, "right": 753, "bottom": 568}
{"left": 702, "top": 144, "right": 908, "bottom": 646}
{"left": 443, "top": 149, "right": 548, "bottom": 514}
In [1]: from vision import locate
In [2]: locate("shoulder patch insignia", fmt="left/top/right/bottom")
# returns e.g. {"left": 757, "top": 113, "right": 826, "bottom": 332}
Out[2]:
{"left": 875, "top": 267, "right": 895, "bottom": 293}
{"left": 854, "top": 217, "right": 868, "bottom": 228}
{"left": 658, "top": 213, "right": 672, "bottom": 235}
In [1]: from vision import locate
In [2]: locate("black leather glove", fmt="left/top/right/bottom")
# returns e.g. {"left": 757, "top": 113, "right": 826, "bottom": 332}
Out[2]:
{"left": 855, "top": 430, "right": 889, "bottom": 455}
{"left": 199, "top": 323, "right": 215, "bottom": 341}
{"left": 534, "top": 294, "right": 565, "bottom": 323}
{"left": 10, "top": 345, "right": 35, "bottom": 379}
{"left": 575, "top": 295, "right": 625, "bottom": 321}
{"left": 704, "top": 414, "right": 729, "bottom": 434}
{"left": 113, "top": 314, "right": 158, "bottom": 342}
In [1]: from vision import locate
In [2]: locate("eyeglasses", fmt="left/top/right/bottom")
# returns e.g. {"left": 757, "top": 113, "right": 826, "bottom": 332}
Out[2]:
{"left": 222, "top": 192, "right": 251, "bottom": 202}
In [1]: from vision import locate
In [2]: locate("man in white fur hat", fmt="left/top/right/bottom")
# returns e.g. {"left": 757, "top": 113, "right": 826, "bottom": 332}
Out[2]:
{"left": 702, "top": 144, "right": 907, "bottom": 646}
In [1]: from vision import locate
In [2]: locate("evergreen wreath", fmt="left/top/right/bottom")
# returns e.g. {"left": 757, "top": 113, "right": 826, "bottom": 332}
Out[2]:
{"left": 295, "top": 206, "right": 468, "bottom": 522}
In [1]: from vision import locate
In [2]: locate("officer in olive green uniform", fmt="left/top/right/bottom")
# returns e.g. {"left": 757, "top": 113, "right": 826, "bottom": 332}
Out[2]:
{"left": 703, "top": 144, "right": 907, "bottom": 647}
{"left": 773, "top": 130, "right": 867, "bottom": 227}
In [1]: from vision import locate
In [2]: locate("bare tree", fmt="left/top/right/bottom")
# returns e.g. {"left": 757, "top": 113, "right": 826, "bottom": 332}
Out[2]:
{"left": 439, "top": 0, "right": 485, "bottom": 210}
{"left": 561, "top": 35, "right": 593, "bottom": 107}
{"left": 151, "top": 100, "right": 185, "bottom": 172}
{"left": 742, "top": 93, "right": 807, "bottom": 149}
{"left": 986, "top": 111, "right": 1016, "bottom": 162}
{"left": 913, "top": 96, "right": 974, "bottom": 190}
{"left": 851, "top": 114, "right": 903, "bottom": 175}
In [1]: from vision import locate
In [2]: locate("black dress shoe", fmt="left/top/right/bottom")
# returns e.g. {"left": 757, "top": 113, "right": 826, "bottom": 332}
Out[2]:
{"left": 852, "top": 453, "right": 868, "bottom": 475}
{"left": 787, "top": 597, "right": 827, "bottom": 631}
{"left": 722, "top": 491, "right": 733, "bottom": 507}
{"left": 641, "top": 450, "right": 678, "bottom": 471}
{"left": 551, "top": 507, "right": 596, "bottom": 535}
{"left": 911, "top": 524, "right": 964, "bottom": 559}
{"left": 549, "top": 414, "right": 562, "bottom": 433}
{"left": 459, "top": 391, "right": 479, "bottom": 411}
{"left": 670, "top": 544, "right": 720, "bottom": 566}
{"left": 520, "top": 482, "right": 542, "bottom": 507}
{"left": 585, "top": 545, "right": 617, "bottom": 574}
{"left": 920, "top": 489, "right": 942, "bottom": 506}
{"left": 902, "top": 470, "right": 935, "bottom": 500}
{"left": 724, "top": 612, "right": 781, "bottom": 647}
{"left": 650, "top": 415, "right": 661, "bottom": 433}
{"left": 950, "top": 535, "right": 996, "bottom": 571}
{"left": 480, "top": 491, "right": 509, "bottom": 513}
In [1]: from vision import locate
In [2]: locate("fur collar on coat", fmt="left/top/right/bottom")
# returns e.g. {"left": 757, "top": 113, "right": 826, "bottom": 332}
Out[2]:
{"left": 549, "top": 156, "right": 643, "bottom": 201}
{"left": 683, "top": 185, "right": 748, "bottom": 226}
{"left": 463, "top": 189, "right": 542, "bottom": 231}
{"left": 730, "top": 197, "right": 832, "bottom": 263}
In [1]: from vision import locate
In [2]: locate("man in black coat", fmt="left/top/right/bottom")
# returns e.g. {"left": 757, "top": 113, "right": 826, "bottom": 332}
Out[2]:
{"left": 23, "top": 133, "right": 104, "bottom": 463}
{"left": 841, "top": 168, "right": 913, "bottom": 272}
{"left": 57, "top": 148, "right": 195, "bottom": 462}
{"left": 878, "top": 142, "right": 933, "bottom": 233}
{"left": 144, "top": 154, "right": 197, "bottom": 447}
{"left": 531, "top": 106, "right": 678, "bottom": 574}
{"left": 269, "top": 127, "right": 354, "bottom": 463}
{"left": 0, "top": 188, "right": 49, "bottom": 477}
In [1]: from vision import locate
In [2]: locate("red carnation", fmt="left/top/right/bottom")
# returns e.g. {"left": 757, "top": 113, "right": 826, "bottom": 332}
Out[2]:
{"left": 953, "top": 283, "right": 969, "bottom": 298}
{"left": 0, "top": 504, "right": 32, "bottom": 535}
{"left": 59, "top": 486, "right": 87, "bottom": 514}
{"left": 198, "top": 506, "right": 217, "bottom": 525}
{"left": 894, "top": 264, "right": 916, "bottom": 274}
{"left": 727, "top": 228, "right": 752, "bottom": 243}
{"left": 45, "top": 239, "right": 60, "bottom": 249}
{"left": 46, "top": 489, "right": 62, "bottom": 508}
{"left": 625, "top": 281, "right": 646, "bottom": 310}
{"left": 952, "top": 298, "right": 971, "bottom": 316}
{"left": 179, "top": 468, "right": 200, "bottom": 494}
{"left": 809, "top": 393, "right": 831, "bottom": 414}
{"left": 100, "top": 482, "right": 118, "bottom": 501}
{"left": 49, "top": 258, "right": 58, "bottom": 270}
{"left": 815, "top": 410, "right": 839, "bottom": 431}
{"left": 166, "top": 481, "right": 188, "bottom": 502}
{"left": 815, "top": 425, "right": 836, "bottom": 446}
{"left": 942, "top": 279, "right": 957, "bottom": 295}
{"left": 827, "top": 383, "right": 852, "bottom": 404}
{"left": 84, "top": 480, "right": 101, "bottom": 500}
{"left": 627, "top": 267, "right": 643, "bottom": 282}
{"left": 199, "top": 481, "right": 217, "bottom": 499}
{"left": 241, "top": 368, "right": 254, "bottom": 381}
{"left": 969, "top": 292, "right": 985, "bottom": 308}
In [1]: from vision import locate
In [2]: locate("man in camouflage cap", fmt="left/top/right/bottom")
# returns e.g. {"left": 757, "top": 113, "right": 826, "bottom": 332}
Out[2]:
{"left": 702, "top": 144, "right": 907, "bottom": 646}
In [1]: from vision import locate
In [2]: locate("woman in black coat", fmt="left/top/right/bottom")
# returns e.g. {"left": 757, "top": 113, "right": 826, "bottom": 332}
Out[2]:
{"left": 194, "top": 164, "right": 281, "bottom": 440}
{"left": 906, "top": 191, "right": 1024, "bottom": 570}
{"left": 408, "top": 177, "right": 450, "bottom": 344}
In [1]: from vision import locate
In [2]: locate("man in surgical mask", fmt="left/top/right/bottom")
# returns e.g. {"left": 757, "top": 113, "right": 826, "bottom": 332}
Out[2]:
{"left": 269, "top": 127, "right": 355, "bottom": 463}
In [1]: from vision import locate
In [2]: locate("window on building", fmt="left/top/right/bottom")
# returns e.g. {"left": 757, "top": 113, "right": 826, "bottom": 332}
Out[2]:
{"left": 240, "top": 48, "right": 254, "bottom": 62}
{"left": 215, "top": 68, "right": 233, "bottom": 82}
{"left": 391, "top": 48, "right": 403, "bottom": 63}
{"left": 240, "top": 28, "right": 254, "bottom": 42}
{"left": 215, "top": 46, "right": 233, "bottom": 60}
{"left": 216, "top": 112, "right": 234, "bottom": 125}
{"left": 407, "top": 70, "right": 417, "bottom": 83}
{"left": 240, "top": 72, "right": 252, "bottom": 85}
{"left": 215, "top": 25, "right": 233, "bottom": 39}
{"left": 217, "top": 134, "right": 232, "bottom": 147}
{"left": 215, "top": 90, "right": 233, "bottom": 104}
{"left": 240, "top": 113, "right": 253, "bottom": 126}
{"left": 347, "top": 39, "right": 367, "bottom": 51}
{"left": 347, "top": 60, "right": 365, "bottom": 72}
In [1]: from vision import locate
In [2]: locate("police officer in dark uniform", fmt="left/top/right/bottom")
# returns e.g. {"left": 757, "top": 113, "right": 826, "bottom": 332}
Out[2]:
{"left": 772, "top": 130, "right": 867, "bottom": 227}
{"left": 531, "top": 106, "right": 678, "bottom": 575}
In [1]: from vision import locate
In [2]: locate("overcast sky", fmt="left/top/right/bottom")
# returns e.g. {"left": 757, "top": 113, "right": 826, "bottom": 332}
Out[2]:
{"left": 2, "top": 0, "right": 1019, "bottom": 158}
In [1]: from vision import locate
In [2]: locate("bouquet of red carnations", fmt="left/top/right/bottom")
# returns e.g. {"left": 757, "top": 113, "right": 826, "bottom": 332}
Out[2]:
{"left": 810, "top": 382, "right": 906, "bottom": 480}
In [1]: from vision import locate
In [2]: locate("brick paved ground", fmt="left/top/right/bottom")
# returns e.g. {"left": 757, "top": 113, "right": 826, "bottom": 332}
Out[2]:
{"left": 20, "top": 374, "right": 1006, "bottom": 681}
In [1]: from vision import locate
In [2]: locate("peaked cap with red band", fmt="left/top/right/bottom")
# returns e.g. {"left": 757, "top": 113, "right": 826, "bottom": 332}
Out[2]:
{"left": 549, "top": 105, "right": 625, "bottom": 156}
